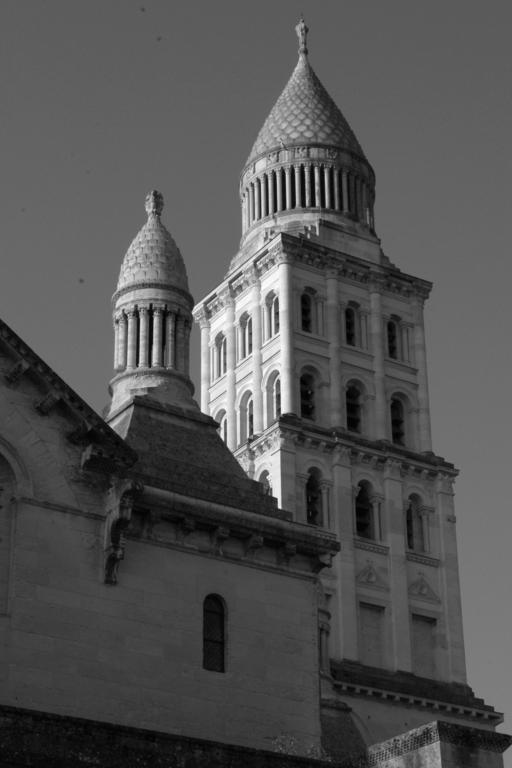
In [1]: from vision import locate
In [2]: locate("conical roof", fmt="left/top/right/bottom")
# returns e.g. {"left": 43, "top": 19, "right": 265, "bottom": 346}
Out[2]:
{"left": 246, "top": 21, "right": 365, "bottom": 167}
{"left": 117, "top": 191, "right": 189, "bottom": 293}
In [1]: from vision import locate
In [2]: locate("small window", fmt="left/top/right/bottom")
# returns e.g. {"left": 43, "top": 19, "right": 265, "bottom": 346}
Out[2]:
{"left": 274, "top": 377, "right": 281, "bottom": 419}
{"left": 265, "top": 293, "right": 280, "bottom": 339}
{"left": 346, "top": 385, "right": 362, "bottom": 433}
{"left": 203, "top": 595, "right": 225, "bottom": 672}
{"left": 345, "top": 307, "right": 356, "bottom": 346}
{"left": 216, "top": 410, "right": 227, "bottom": 443}
{"left": 300, "top": 373, "right": 316, "bottom": 420}
{"left": 214, "top": 333, "right": 227, "bottom": 378}
{"left": 411, "top": 614, "right": 436, "bottom": 679}
{"left": 359, "top": 602, "right": 384, "bottom": 668}
{"left": 306, "top": 468, "right": 322, "bottom": 525}
{"left": 390, "top": 398, "right": 405, "bottom": 445}
{"left": 259, "top": 470, "right": 272, "bottom": 495}
{"left": 355, "top": 481, "right": 373, "bottom": 539}
{"left": 239, "top": 314, "right": 253, "bottom": 360}
{"left": 387, "top": 320, "right": 398, "bottom": 359}
{"left": 301, "top": 293, "right": 313, "bottom": 333}
{"left": 406, "top": 494, "right": 425, "bottom": 552}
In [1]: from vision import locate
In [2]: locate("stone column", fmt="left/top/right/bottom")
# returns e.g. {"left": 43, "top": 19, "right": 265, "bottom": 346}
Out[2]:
{"left": 151, "top": 307, "right": 164, "bottom": 367}
{"left": 305, "top": 164, "right": 312, "bottom": 207}
{"left": 254, "top": 179, "right": 261, "bottom": 221}
{"left": 126, "top": 309, "right": 138, "bottom": 369}
{"left": 342, "top": 170, "right": 349, "bottom": 214}
{"left": 384, "top": 459, "right": 412, "bottom": 672}
{"left": 294, "top": 165, "right": 301, "bottom": 207}
{"left": 166, "top": 312, "right": 176, "bottom": 369}
{"left": 370, "top": 494, "right": 384, "bottom": 540}
{"left": 251, "top": 274, "right": 263, "bottom": 433}
{"left": 326, "top": 268, "right": 342, "bottom": 427}
{"left": 268, "top": 172, "right": 275, "bottom": 215}
{"left": 183, "top": 320, "right": 190, "bottom": 377}
{"left": 277, "top": 251, "right": 295, "bottom": 414}
{"left": 197, "top": 309, "right": 210, "bottom": 414}
{"left": 436, "top": 474, "right": 467, "bottom": 682}
{"left": 276, "top": 170, "right": 283, "bottom": 211}
{"left": 314, "top": 164, "right": 321, "bottom": 207}
{"left": 419, "top": 505, "right": 434, "bottom": 554}
{"left": 284, "top": 166, "right": 292, "bottom": 210}
{"left": 117, "top": 313, "right": 127, "bottom": 371}
{"left": 412, "top": 294, "right": 432, "bottom": 452}
{"left": 369, "top": 276, "right": 387, "bottom": 440}
{"left": 138, "top": 307, "right": 150, "bottom": 368}
{"left": 324, "top": 166, "right": 331, "bottom": 209}
{"left": 225, "top": 295, "right": 237, "bottom": 450}
{"left": 113, "top": 317, "right": 120, "bottom": 370}
{"left": 175, "top": 315, "right": 186, "bottom": 373}
{"left": 320, "top": 482, "right": 331, "bottom": 528}
{"left": 334, "top": 169, "right": 340, "bottom": 210}
{"left": 261, "top": 175, "right": 267, "bottom": 218}
{"left": 318, "top": 604, "right": 331, "bottom": 675}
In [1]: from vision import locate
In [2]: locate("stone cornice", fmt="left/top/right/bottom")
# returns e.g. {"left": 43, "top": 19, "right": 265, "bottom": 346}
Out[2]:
{"left": 112, "top": 281, "right": 194, "bottom": 308}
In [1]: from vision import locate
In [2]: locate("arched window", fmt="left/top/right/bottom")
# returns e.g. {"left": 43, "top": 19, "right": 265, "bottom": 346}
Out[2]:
{"left": 355, "top": 481, "right": 374, "bottom": 539}
{"left": 387, "top": 320, "right": 399, "bottom": 359}
{"left": 265, "top": 293, "right": 280, "bottom": 339}
{"left": 301, "top": 292, "right": 313, "bottom": 333}
{"left": 346, "top": 385, "right": 362, "bottom": 433}
{"left": 300, "top": 372, "right": 316, "bottom": 420}
{"left": 406, "top": 494, "right": 425, "bottom": 552}
{"left": 203, "top": 594, "right": 225, "bottom": 673}
{"left": 390, "top": 397, "right": 405, "bottom": 445}
{"left": 259, "top": 470, "right": 272, "bottom": 495}
{"left": 214, "top": 333, "right": 227, "bottom": 378}
{"left": 345, "top": 307, "right": 356, "bottom": 346}
{"left": 216, "top": 410, "right": 227, "bottom": 443}
{"left": 239, "top": 391, "right": 254, "bottom": 444}
{"left": 306, "top": 468, "right": 322, "bottom": 525}
{"left": 274, "top": 377, "right": 281, "bottom": 419}
{"left": 239, "top": 313, "right": 253, "bottom": 360}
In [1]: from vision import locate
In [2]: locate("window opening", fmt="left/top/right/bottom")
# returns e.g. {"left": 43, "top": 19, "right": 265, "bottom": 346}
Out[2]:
{"left": 387, "top": 321, "right": 398, "bottom": 359}
{"left": 306, "top": 469, "right": 322, "bottom": 525}
{"left": 203, "top": 595, "right": 225, "bottom": 672}
{"left": 355, "top": 482, "right": 373, "bottom": 539}
{"left": 345, "top": 307, "right": 356, "bottom": 346}
{"left": 391, "top": 398, "right": 405, "bottom": 445}
{"left": 346, "top": 386, "right": 362, "bottom": 433}
{"left": 300, "top": 373, "right": 315, "bottom": 420}
{"left": 301, "top": 293, "right": 313, "bottom": 333}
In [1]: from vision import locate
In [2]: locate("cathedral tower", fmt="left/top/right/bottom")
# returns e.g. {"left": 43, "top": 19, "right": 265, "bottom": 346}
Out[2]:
{"left": 194, "top": 20, "right": 504, "bottom": 746}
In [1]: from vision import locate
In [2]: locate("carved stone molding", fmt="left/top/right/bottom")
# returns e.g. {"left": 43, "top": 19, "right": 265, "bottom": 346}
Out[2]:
{"left": 210, "top": 526, "right": 230, "bottom": 556}
{"left": 104, "top": 480, "right": 144, "bottom": 585}
{"left": 35, "top": 392, "right": 60, "bottom": 415}
{"left": 5, "top": 359, "right": 30, "bottom": 385}
{"left": 408, "top": 571, "right": 440, "bottom": 603}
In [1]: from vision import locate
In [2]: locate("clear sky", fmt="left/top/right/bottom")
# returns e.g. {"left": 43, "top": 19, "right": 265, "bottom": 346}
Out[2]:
{"left": 1, "top": 0, "right": 511, "bottom": 758}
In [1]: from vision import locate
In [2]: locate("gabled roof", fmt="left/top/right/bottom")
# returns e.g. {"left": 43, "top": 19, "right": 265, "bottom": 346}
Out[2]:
{"left": 0, "top": 318, "right": 136, "bottom": 472}
{"left": 246, "top": 52, "right": 366, "bottom": 167}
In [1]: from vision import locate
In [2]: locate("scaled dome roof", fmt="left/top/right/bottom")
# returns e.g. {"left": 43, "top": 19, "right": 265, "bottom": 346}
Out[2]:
{"left": 245, "top": 20, "right": 366, "bottom": 167}
{"left": 117, "top": 191, "right": 189, "bottom": 293}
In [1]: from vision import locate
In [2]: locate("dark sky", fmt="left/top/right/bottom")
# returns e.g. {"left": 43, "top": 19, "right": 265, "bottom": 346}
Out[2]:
{"left": 1, "top": 0, "right": 511, "bottom": 753}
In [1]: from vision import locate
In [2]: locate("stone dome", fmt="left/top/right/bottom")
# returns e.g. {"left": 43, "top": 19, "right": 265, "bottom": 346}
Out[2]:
{"left": 245, "top": 25, "right": 366, "bottom": 168}
{"left": 117, "top": 191, "right": 189, "bottom": 293}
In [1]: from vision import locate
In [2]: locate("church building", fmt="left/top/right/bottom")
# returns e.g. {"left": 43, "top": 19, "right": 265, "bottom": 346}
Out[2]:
{"left": 0, "top": 17, "right": 509, "bottom": 768}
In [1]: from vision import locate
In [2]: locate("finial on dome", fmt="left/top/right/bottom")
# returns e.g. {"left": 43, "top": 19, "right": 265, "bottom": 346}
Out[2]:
{"left": 295, "top": 16, "right": 308, "bottom": 56}
{"left": 145, "top": 190, "right": 164, "bottom": 217}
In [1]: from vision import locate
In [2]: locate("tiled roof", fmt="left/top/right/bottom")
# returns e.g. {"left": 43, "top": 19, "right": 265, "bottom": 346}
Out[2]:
{"left": 246, "top": 54, "right": 365, "bottom": 166}
{"left": 117, "top": 191, "right": 189, "bottom": 293}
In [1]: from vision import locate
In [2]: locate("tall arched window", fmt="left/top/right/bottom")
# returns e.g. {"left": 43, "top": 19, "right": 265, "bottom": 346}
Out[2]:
{"left": 239, "top": 391, "right": 254, "bottom": 444}
{"left": 265, "top": 293, "right": 279, "bottom": 339}
{"left": 345, "top": 307, "right": 356, "bottom": 346}
{"left": 216, "top": 410, "right": 227, "bottom": 443}
{"left": 239, "top": 313, "right": 253, "bottom": 360}
{"left": 259, "top": 470, "right": 272, "bottom": 495}
{"left": 301, "top": 292, "right": 313, "bottom": 333}
{"left": 274, "top": 377, "right": 281, "bottom": 419}
{"left": 355, "top": 481, "right": 374, "bottom": 539}
{"left": 300, "top": 373, "right": 316, "bottom": 420}
{"left": 203, "top": 594, "right": 225, "bottom": 673}
{"left": 390, "top": 397, "right": 405, "bottom": 445}
{"left": 406, "top": 494, "right": 425, "bottom": 552}
{"left": 387, "top": 320, "right": 399, "bottom": 359}
{"left": 306, "top": 468, "right": 322, "bottom": 525}
{"left": 214, "top": 333, "right": 227, "bottom": 378}
{"left": 346, "top": 385, "right": 362, "bottom": 433}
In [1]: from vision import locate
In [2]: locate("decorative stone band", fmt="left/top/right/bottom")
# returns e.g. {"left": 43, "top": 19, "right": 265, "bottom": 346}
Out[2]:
{"left": 367, "top": 721, "right": 512, "bottom": 765}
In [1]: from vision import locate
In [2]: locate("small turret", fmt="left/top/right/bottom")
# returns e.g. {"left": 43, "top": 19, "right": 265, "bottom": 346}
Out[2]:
{"left": 108, "top": 191, "right": 197, "bottom": 416}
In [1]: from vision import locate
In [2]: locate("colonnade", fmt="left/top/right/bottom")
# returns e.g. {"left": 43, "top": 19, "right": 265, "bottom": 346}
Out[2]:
{"left": 114, "top": 305, "right": 190, "bottom": 375}
{"left": 241, "top": 164, "right": 374, "bottom": 232}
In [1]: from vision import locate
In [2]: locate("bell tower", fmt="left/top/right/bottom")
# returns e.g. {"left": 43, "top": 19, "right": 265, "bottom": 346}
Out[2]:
{"left": 194, "top": 19, "right": 505, "bottom": 748}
